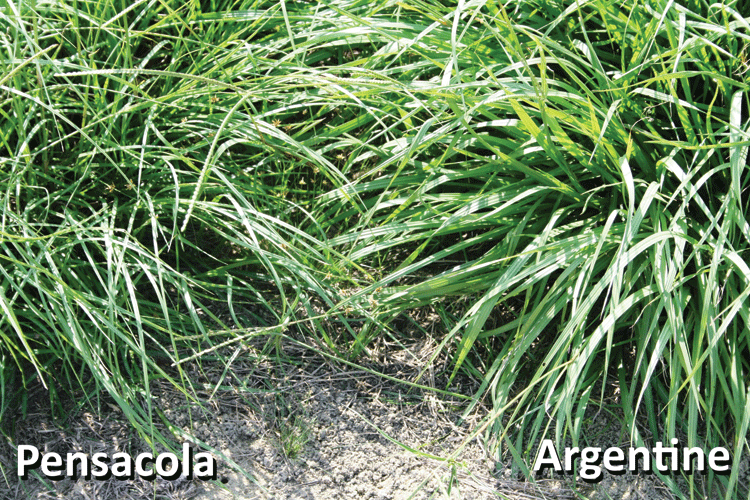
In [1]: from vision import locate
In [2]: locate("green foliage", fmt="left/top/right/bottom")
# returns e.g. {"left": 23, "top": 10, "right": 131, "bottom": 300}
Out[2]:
{"left": 2, "top": 0, "right": 749, "bottom": 497}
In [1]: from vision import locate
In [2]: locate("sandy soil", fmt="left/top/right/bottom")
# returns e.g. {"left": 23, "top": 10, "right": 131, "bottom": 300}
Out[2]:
{"left": 0, "top": 336, "right": 726, "bottom": 500}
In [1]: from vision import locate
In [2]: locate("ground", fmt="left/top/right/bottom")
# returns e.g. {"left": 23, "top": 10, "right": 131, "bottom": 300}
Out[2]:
{"left": 0, "top": 332, "right": 696, "bottom": 500}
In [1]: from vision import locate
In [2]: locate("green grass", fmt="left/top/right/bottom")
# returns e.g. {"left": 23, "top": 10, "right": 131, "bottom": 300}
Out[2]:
{"left": 2, "top": 0, "right": 750, "bottom": 497}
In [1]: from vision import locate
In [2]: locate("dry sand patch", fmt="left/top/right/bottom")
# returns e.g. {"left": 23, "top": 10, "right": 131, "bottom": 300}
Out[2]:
{"left": 0, "top": 339, "right": 693, "bottom": 499}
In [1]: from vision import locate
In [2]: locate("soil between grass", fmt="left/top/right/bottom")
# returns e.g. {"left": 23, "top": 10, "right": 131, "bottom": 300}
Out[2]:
{"left": 0, "top": 333, "right": 695, "bottom": 500}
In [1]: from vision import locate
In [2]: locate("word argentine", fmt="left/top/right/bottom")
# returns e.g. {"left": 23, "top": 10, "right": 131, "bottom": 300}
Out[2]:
{"left": 18, "top": 443, "right": 216, "bottom": 481}
{"left": 533, "top": 439, "right": 731, "bottom": 482}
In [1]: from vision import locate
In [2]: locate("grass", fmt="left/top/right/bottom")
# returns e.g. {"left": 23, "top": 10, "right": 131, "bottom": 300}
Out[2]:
{"left": 277, "top": 414, "right": 311, "bottom": 460}
{"left": 1, "top": 0, "right": 750, "bottom": 497}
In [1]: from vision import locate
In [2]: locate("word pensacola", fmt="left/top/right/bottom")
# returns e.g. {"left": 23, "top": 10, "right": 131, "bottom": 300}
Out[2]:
{"left": 533, "top": 439, "right": 732, "bottom": 482}
{"left": 18, "top": 443, "right": 216, "bottom": 481}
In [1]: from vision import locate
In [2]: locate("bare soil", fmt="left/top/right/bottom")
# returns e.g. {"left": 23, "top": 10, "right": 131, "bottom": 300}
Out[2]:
{"left": 0, "top": 335, "right": 725, "bottom": 500}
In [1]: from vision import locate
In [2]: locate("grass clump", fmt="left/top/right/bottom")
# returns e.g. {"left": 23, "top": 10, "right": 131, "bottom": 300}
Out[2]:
{"left": 0, "top": 0, "right": 337, "bottom": 446}
{"left": 2, "top": 0, "right": 750, "bottom": 498}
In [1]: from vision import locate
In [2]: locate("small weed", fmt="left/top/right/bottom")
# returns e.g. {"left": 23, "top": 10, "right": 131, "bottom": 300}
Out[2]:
{"left": 277, "top": 418, "right": 310, "bottom": 460}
